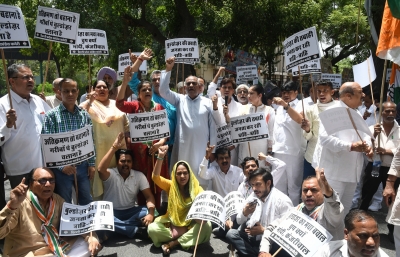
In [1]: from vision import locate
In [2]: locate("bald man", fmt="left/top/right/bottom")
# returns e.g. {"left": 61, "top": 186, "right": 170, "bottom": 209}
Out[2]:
{"left": 45, "top": 78, "right": 63, "bottom": 109}
{"left": 313, "top": 82, "right": 372, "bottom": 227}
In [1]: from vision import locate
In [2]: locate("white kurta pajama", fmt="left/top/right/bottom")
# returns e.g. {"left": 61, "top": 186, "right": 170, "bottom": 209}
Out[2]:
{"left": 159, "top": 71, "right": 217, "bottom": 188}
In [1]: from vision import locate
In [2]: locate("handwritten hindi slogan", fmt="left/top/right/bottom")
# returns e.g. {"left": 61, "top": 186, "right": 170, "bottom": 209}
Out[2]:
{"left": 117, "top": 52, "right": 147, "bottom": 80}
{"left": 216, "top": 124, "right": 233, "bottom": 149}
{"left": 270, "top": 210, "right": 332, "bottom": 257}
{"left": 321, "top": 73, "right": 342, "bottom": 88}
{"left": 229, "top": 113, "right": 269, "bottom": 144}
{"left": 60, "top": 201, "right": 114, "bottom": 236}
{"left": 69, "top": 29, "right": 108, "bottom": 55}
{"left": 34, "top": 6, "right": 80, "bottom": 44}
{"left": 186, "top": 191, "right": 244, "bottom": 229}
{"left": 128, "top": 110, "right": 170, "bottom": 143}
{"left": 0, "top": 5, "right": 30, "bottom": 48}
{"left": 236, "top": 65, "right": 258, "bottom": 83}
{"left": 41, "top": 125, "right": 95, "bottom": 168}
{"left": 165, "top": 38, "right": 199, "bottom": 63}
{"left": 283, "top": 26, "right": 320, "bottom": 71}
{"left": 290, "top": 59, "right": 321, "bottom": 76}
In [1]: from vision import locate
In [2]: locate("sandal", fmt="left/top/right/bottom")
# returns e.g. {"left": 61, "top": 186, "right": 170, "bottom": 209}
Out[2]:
{"left": 161, "top": 243, "right": 171, "bottom": 255}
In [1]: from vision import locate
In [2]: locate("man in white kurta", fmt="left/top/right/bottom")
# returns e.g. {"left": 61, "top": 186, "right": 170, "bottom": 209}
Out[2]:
{"left": 159, "top": 57, "right": 217, "bottom": 188}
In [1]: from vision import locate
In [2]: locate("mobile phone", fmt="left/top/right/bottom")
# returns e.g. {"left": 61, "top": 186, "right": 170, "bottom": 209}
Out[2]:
{"left": 225, "top": 96, "right": 228, "bottom": 106}
{"left": 249, "top": 199, "right": 258, "bottom": 206}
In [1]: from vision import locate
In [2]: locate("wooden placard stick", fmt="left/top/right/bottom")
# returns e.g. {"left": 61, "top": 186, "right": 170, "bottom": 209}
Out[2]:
{"left": 88, "top": 55, "right": 91, "bottom": 91}
{"left": 175, "top": 61, "right": 179, "bottom": 90}
{"left": 310, "top": 74, "right": 316, "bottom": 104}
{"left": 377, "top": 59, "right": 388, "bottom": 149}
{"left": 192, "top": 220, "right": 204, "bottom": 257}
{"left": 367, "top": 58, "right": 377, "bottom": 123}
{"left": 346, "top": 108, "right": 364, "bottom": 142}
{"left": 0, "top": 49, "right": 15, "bottom": 129}
{"left": 247, "top": 142, "right": 252, "bottom": 157}
{"left": 182, "top": 63, "right": 185, "bottom": 95}
{"left": 272, "top": 247, "right": 282, "bottom": 257}
{"left": 74, "top": 172, "right": 79, "bottom": 205}
{"left": 298, "top": 66, "right": 305, "bottom": 115}
{"left": 42, "top": 41, "right": 53, "bottom": 93}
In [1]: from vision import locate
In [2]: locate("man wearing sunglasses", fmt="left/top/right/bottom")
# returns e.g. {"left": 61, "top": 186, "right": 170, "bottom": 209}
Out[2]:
{"left": 0, "top": 64, "right": 50, "bottom": 190}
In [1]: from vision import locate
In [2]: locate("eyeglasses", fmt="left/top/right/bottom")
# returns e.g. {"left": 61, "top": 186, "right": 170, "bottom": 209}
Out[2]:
{"left": 221, "top": 86, "right": 233, "bottom": 90}
{"left": 185, "top": 82, "right": 198, "bottom": 86}
{"left": 33, "top": 178, "right": 56, "bottom": 185}
{"left": 152, "top": 78, "right": 160, "bottom": 82}
{"left": 12, "top": 75, "right": 34, "bottom": 80}
{"left": 237, "top": 90, "right": 248, "bottom": 94}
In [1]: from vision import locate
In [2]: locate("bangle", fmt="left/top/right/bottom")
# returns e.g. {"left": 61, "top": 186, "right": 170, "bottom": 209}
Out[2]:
{"left": 111, "top": 145, "right": 117, "bottom": 150}
{"left": 138, "top": 57, "right": 144, "bottom": 62}
{"left": 387, "top": 179, "right": 396, "bottom": 182}
{"left": 157, "top": 156, "right": 164, "bottom": 160}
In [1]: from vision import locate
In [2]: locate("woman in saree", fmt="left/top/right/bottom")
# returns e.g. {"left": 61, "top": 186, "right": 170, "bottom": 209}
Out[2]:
{"left": 148, "top": 146, "right": 211, "bottom": 254}
{"left": 80, "top": 79, "right": 129, "bottom": 199}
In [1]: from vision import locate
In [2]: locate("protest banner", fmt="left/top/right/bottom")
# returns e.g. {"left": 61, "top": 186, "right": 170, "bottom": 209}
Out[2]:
{"left": 41, "top": 125, "right": 95, "bottom": 168}
{"left": 229, "top": 113, "right": 269, "bottom": 144}
{"left": 34, "top": 6, "right": 80, "bottom": 44}
{"left": 270, "top": 210, "right": 332, "bottom": 257}
{"left": 283, "top": 26, "right": 320, "bottom": 71}
{"left": 60, "top": 201, "right": 114, "bottom": 236}
{"left": 0, "top": 5, "right": 30, "bottom": 48}
{"left": 319, "top": 107, "right": 374, "bottom": 139}
{"left": 321, "top": 73, "right": 342, "bottom": 88}
{"left": 353, "top": 54, "right": 376, "bottom": 88}
{"left": 236, "top": 65, "right": 258, "bottom": 84}
{"left": 216, "top": 124, "right": 233, "bottom": 149}
{"left": 69, "top": 29, "right": 108, "bottom": 55}
{"left": 117, "top": 52, "right": 147, "bottom": 80}
{"left": 165, "top": 38, "right": 199, "bottom": 63}
{"left": 223, "top": 49, "right": 262, "bottom": 74}
{"left": 128, "top": 110, "right": 170, "bottom": 143}
{"left": 186, "top": 191, "right": 244, "bottom": 229}
{"left": 290, "top": 60, "right": 321, "bottom": 76}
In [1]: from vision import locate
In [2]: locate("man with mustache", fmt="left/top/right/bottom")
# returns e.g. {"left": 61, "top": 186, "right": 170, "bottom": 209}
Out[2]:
{"left": 97, "top": 133, "right": 156, "bottom": 238}
{"left": 226, "top": 168, "right": 292, "bottom": 257}
{"left": 259, "top": 168, "right": 344, "bottom": 257}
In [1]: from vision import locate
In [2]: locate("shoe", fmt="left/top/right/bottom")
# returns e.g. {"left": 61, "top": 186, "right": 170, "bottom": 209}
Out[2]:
{"left": 368, "top": 202, "right": 382, "bottom": 212}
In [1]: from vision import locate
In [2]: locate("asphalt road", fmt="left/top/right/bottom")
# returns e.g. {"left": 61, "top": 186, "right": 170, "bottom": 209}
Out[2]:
{"left": 0, "top": 180, "right": 397, "bottom": 257}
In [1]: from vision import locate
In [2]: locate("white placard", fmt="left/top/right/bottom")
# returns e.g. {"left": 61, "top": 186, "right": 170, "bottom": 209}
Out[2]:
{"left": 270, "top": 210, "right": 332, "bottom": 257}
{"left": 34, "top": 6, "right": 80, "bottom": 44}
{"left": 217, "top": 77, "right": 223, "bottom": 88}
{"left": 165, "top": 38, "right": 199, "bottom": 63}
{"left": 0, "top": 5, "right": 30, "bottom": 48}
{"left": 186, "top": 191, "right": 244, "bottom": 229}
{"left": 352, "top": 54, "right": 376, "bottom": 88}
{"left": 321, "top": 73, "right": 342, "bottom": 88}
{"left": 236, "top": 65, "right": 258, "bottom": 83}
{"left": 128, "top": 110, "right": 170, "bottom": 143}
{"left": 60, "top": 201, "right": 114, "bottom": 236}
{"left": 69, "top": 29, "right": 108, "bottom": 55}
{"left": 216, "top": 124, "right": 233, "bottom": 149}
{"left": 117, "top": 52, "right": 147, "bottom": 80}
{"left": 387, "top": 68, "right": 392, "bottom": 82}
{"left": 319, "top": 107, "right": 374, "bottom": 138}
{"left": 229, "top": 113, "right": 269, "bottom": 144}
{"left": 41, "top": 125, "right": 95, "bottom": 168}
{"left": 311, "top": 73, "right": 321, "bottom": 81}
{"left": 291, "top": 59, "right": 321, "bottom": 76}
{"left": 283, "top": 26, "right": 320, "bottom": 71}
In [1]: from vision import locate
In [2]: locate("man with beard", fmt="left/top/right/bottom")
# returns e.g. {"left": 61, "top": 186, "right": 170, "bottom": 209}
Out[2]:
{"left": 259, "top": 168, "right": 344, "bottom": 257}
{"left": 97, "top": 133, "right": 156, "bottom": 238}
{"left": 226, "top": 168, "right": 292, "bottom": 257}
{"left": 237, "top": 84, "right": 249, "bottom": 105}
{"left": 316, "top": 209, "right": 388, "bottom": 257}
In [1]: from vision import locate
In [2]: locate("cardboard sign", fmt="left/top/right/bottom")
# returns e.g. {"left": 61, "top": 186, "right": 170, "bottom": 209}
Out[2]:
{"left": 321, "top": 73, "right": 342, "bottom": 88}
{"left": 41, "top": 125, "right": 95, "bottom": 168}
{"left": 236, "top": 65, "right": 258, "bottom": 83}
{"left": 34, "top": 6, "right": 80, "bottom": 44}
{"left": 270, "top": 210, "right": 332, "bottom": 257}
{"left": 165, "top": 38, "right": 199, "bottom": 63}
{"left": 128, "top": 110, "right": 170, "bottom": 142}
{"left": 186, "top": 191, "right": 244, "bottom": 229}
{"left": 69, "top": 29, "right": 108, "bottom": 55}
{"left": 352, "top": 54, "right": 376, "bottom": 88}
{"left": 0, "top": 4, "right": 30, "bottom": 48}
{"left": 117, "top": 52, "right": 147, "bottom": 80}
{"left": 60, "top": 201, "right": 114, "bottom": 236}
{"left": 290, "top": 60, "right": 321, "bottom": 76}
{"left": 229, "top": 113, "right": 269, "bottom": 144}
{"left": 223, "top": 49, "right": 262, "bottom": 74}
{"left": 283, "top": 26, "right": 320, "bottom": 71}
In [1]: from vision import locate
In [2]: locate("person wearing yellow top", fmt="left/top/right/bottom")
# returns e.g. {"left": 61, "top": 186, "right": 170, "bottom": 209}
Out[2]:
{"left": 148, "top": 145, "right": 211, "bottom": 255}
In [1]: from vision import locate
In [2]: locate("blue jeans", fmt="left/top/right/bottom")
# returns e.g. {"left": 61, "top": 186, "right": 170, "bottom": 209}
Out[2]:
{"left": 52, "top": 161, "right": 92, "bottom": 205}
{"left": 303, "top": 159, "right": 316, "bottom": 180}
{"left": 114, "top": 206, "right": 147, "bottom": 238}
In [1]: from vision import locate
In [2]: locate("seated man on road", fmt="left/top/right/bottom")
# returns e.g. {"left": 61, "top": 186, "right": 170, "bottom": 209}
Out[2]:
{"left": 0, "top": 167, "right": 101, "bottom": 256}
{"left": 259, "top": 168, "right": 344, "bottom": 257}
{"left": 316, "top": 209, "right": 389, "bottom": 257}
{"left": 226, "top": 168, "right": 293, "bottom": 257}
{"left": 98, "top": 133, "right": 156, "bottom": 238}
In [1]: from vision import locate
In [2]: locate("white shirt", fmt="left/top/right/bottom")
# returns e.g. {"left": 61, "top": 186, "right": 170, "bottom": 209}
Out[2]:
{"left": 273, "top": 98, "right": 307, "bottom": 155}
{"left": 316, "top": 239, "right": 389, "bottom": 257}
{"left": 45, "top": 95, "right": 62, "bottom": 109}
{"left": 103, "top": 168, "right": 149, "bottom": 210}
{"left": 0, "top": 91, "right": 51, "bottom": 176}
{"left": 359, "top": 103, "right": 378, "bottom": 127}
{"left": 198, "top": 157, "right": 244, "bottom": 197}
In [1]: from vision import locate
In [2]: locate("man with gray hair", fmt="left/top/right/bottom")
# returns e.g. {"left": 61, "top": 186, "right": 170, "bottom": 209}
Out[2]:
{"left": 44, "top": 78, "right": 63, "bottom": 108}
{"left": 176, "top": 81, "right": 185, "bottom": 94}
{"left": 0, "top": 64, "right": 50, "bottom": 188}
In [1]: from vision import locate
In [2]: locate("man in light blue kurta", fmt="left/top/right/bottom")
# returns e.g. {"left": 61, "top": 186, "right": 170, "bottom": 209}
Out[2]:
{"left": 159, "top": 57, "right": 217, "bottom": 188}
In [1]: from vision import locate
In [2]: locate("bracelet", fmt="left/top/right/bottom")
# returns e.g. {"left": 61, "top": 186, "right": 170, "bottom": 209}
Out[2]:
{"left": 283, "top": 104, "right": 290, "bottom": 110}
{"left": 111, "top": 145, "right": 117, "bottom": 150}
{"left": 157, "top": 156, "right": 164, "bottom": 160}
{"left": 387, "top": 179, "right": 396, "bottom": 182}
{"left": 138, "top": 57, "right": 144, "bottom": 62}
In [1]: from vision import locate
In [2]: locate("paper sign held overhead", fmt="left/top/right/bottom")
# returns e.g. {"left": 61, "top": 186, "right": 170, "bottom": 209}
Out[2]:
{"left": 0, "top": 4, "right": 31, "bottom": 48}
{"left": 236, "top": 65, "right": 258, "bottom": 84}
{"left": 117, "top": 52, "right": 147, "bottom": 80}
{"left": 128, "top": 110, "right": 170, "bottom": 143}
{"left": 69, "top": 29, "right": 108, "bottom": 55}
{"left": 352, "top": 54, "right": 376, "bottom": 88}
{"left": 165, "top": 38, "right": 199, "bottom": 63}
{"left": 34, "top": 6, "right": 80, "bottom": 44}
{"left": 321, "top": 73, "right": 342, "bottom": 88}
{"left": 290, "top": 59, "right": 321, "bottom": 76}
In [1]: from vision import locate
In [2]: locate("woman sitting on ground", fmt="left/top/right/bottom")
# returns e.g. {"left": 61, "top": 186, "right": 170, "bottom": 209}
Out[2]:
{"left": 148, "top": 146, "right": 211, "bottom": 255}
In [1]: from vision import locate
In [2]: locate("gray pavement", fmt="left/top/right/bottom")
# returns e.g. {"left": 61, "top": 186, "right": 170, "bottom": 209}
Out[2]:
{"left": 0, "top": 180, "right": 397, "bottom": 256}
